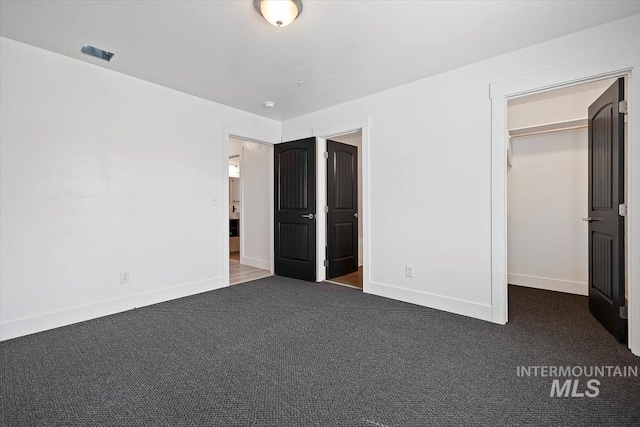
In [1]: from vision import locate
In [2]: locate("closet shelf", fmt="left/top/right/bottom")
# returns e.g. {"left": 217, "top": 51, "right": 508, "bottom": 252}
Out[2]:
{"left": 508, "top": 118, "right": 587, "bottom": 139}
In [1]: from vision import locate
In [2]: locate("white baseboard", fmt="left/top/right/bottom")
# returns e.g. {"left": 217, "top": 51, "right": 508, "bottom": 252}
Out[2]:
{"left": 367, "top": 281, "right": 492, "bottom": 322}
{"left": 240, "top": 256, "right": 271, "bottom": 271}
{"left": 508, "top": 273, "right": 588, "bottom": 296}
{"left": 0, "top": 276, "right": 225, "bottom": 341}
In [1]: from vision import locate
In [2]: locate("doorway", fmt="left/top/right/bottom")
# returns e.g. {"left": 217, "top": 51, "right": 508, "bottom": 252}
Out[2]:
{"left": 271, "top": 134, "right": 365, "bottom": 288}
{"left": 273, "top": 115, "right": 371, "bottom": 290}
{"left": 506, "top": 77, "right": 629, "bottom": 343}
{"left": 227, "top": 136, "right": 274, "bottom": 285}
{"left": 325, "top": 131, "right": 364, "bottom": 289}
{"left": 488, "top": 45, "right": 640, "bottom": 356}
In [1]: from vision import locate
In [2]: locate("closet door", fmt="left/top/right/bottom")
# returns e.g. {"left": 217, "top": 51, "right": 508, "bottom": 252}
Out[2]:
{"left": 587, "top": 78, "right": 626, "bottom": 343}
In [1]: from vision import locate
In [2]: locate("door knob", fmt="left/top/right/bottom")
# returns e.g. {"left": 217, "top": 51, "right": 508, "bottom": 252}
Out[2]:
{"left": 582, "top": 217, "right": 600, "bottom": 222}
{"left": 302, "top": 214, "right": 314, "bottom": 220}
{"left": 353, "top": 213, "right": 359, "bottom": 218}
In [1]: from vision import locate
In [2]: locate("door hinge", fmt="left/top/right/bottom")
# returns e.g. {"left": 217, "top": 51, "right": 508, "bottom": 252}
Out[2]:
{"left": 324, "top": 206, "right": 329, "bottom": 213}
{"left": 620, "top": 306, "right": 628, "bottom": 320}
{"left": 619, "top": 203, "right": 627, "bottom": 217}
{"left": 323, "top": 152, "right": 329, "bottom": 159}
{"left": 324, "top": 260, "right": 329, "bottom": 267}
{"left": 619, "top": 100, "right": 628, "bottom": 114}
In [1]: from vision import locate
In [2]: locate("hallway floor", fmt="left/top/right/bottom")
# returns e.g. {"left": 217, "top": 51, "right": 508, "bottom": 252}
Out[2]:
{"left": 327, "top": 266, "right": 363, "bottom": 289}
{"left": 229, "top": 259, "right": 272, "bottom": 285}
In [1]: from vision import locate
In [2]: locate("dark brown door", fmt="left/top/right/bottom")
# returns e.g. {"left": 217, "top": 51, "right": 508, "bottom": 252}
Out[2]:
{"left": 587, "top": 78, "right": 626, "bottom": 343}
{"left": 326, "top": 140, "right": 358, "bottom": 279}
{"left": 274, "top": 137, "right": 316, "bottom": 281}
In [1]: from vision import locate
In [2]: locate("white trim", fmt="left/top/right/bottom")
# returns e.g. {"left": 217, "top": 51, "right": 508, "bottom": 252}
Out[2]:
{"left": 508, "top": 273, "right": 588, "bottom": 296}
{"left": 221, "top": 130, "right": 231, "bottom": 288}
{"left": 240, "top": 256, "right": 271, "bottom": 271}
{"left": 628, "top": 55, "right": 640, "bottom": 357}
{"left": 221, "top": 123, "right": 279, "bottom": 286}
{"left": 361, "top": 125, "right": 371, "bottom": 293}
{"left": 315, "top": 137, "right": 328, "bottom": 282}
{"left": 0, "top": 276, "right": 224, "bottom": 341}
{"left": 489, "top": 47, "right": 639, "bottom": 99}
{"left": 325, "top": 281, "right": 362, "bottom": 290}
{"left": 312, "top": 115, "right": 371, "bottom": 292}
{"left": 490, "top": 45, "right": 640, "bottom": 356}
{"left": 221, "top": 123, "right": 281, "bottom": 145}
{"left": 312, "top": 115, "right": 371, "bottom": 139}
{"left": 369, "top": 281, "right": 493, "bottom": 322}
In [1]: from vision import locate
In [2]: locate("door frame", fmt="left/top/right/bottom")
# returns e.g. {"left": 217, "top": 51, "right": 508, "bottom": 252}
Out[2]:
{"left": 221, "top": 123, "right": 280, "bottom": 286}
{"left": 489, "top": 45, "right": 640, "bottom": 355}
{"left": 326, "top": 139, "right": 359, "bottom": 280}
{"left": 312, "top": 115, "right": 371, "bottom": 291}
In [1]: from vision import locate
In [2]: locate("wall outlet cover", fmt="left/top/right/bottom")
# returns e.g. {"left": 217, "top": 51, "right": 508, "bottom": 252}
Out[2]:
{"left": 406, "top": 265, "right": 414, "bottom": 278}
{"left": 120, "top": 271, "right": 130, "bottom": 284}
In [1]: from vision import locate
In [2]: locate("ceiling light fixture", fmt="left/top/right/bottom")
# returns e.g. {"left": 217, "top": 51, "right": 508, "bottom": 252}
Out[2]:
{"left": 254, "top": 0, "right": 303, "bottom": 27}
{"left": 264, "top": 101, "right": 275, "bottom": 108}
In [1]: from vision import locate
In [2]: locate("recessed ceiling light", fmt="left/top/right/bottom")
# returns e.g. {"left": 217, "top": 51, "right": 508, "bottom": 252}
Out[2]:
{"left": 254, "top": 0, "right": 303, "bottom": 27}
{"left": 298, "top": 81, "right": 306, "bottom": 87}
{"left": 264, "top": 101, "right": 276, "bottom": 108}
{"left": 80, "top": 44, "right": 114, "bottom": 62}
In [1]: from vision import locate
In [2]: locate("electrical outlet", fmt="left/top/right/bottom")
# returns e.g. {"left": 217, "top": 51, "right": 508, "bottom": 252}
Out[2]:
{"left": 406, "top": 265, "right": 414, "bottom": 278}
{"left": 120, "top": 271, "right": 130, "bottom": 284}
{"left": 212, "top": 196, "right": 218, "bottom": 206}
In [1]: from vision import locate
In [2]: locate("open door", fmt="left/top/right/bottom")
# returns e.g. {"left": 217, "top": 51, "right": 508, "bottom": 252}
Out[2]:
{"left": 326, "top": 140, "right": 359, "bottom": 279}
{"left": 587, "top": 78, "right": 626, "bottom": 343}
{"left": 274, "top": 137, "right": 316, "bottom": 281}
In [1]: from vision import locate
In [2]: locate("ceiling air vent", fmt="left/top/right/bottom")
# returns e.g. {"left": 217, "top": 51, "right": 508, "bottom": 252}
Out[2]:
{"left": 81, "top": 44, "right": 114, "bottom": 62}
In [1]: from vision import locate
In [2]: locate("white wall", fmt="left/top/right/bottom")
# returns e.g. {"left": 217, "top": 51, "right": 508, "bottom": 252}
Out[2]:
{"left": 281, "top": 14, "right": 640, "bottom": 321}
{"left": 328, "top": 132, "right": 363, "bottom": 267}
{"left": 2, "top": 14, "right": 639, "bottom": 340}
{"left": 229, "top": 139, "right": 244, "bottom": 157}
{"left": 0, "top": 37, "right": 280, "bottom": 340}
{"left": 507, "top": 129, "right": 588, "bottom": 295}
{"left": 507, "top": 79, "right": 615, "bottom": 129}
{"left": 237, "top": 139, "right": 273, "bottom": 271}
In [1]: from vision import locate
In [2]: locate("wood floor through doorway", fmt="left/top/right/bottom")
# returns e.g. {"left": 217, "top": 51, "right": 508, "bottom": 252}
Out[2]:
{"left": 326, "top": 266, "right": 363, "bottom": 289}
{"left": 229, "top": 259, "right": 272, "bottom": 285}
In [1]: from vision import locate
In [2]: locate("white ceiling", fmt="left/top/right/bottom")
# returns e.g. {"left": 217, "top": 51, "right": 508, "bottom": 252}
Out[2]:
{"left": 2, "top": 1, "right": 639, "bottom": 121}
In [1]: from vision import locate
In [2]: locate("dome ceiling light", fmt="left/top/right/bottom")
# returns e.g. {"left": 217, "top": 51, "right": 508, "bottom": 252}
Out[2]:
{"left": 254, "top": 0, "right": 303, "bottom": 27}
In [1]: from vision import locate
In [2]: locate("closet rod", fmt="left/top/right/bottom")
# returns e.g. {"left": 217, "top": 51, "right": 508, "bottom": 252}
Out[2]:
{"left": 509, "top": 124, "right": 588, "bottom": 139}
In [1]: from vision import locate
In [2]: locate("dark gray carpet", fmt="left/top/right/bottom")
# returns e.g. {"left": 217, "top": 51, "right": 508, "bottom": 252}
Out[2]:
{"left": 1, "top": 278, "right": 638, "bottom": 426}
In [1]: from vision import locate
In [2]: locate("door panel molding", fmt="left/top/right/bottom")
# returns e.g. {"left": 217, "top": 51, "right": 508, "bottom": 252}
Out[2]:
{"left": 587, "top": 78, "right": 626, "bottom": 342}
{"left": 274, "top": 137, "right": 317, "bottom": 281}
